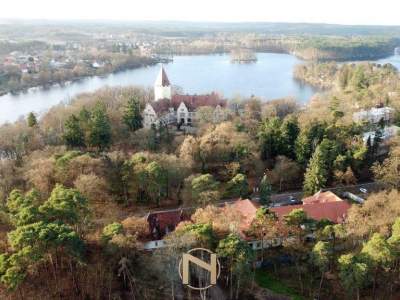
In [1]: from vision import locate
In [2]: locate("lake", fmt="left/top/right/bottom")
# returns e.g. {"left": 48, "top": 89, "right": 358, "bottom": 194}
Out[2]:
{"left": 0, "top": 53, "right": 316, "bottom": 124}
{"left": 1, "top": 52, "right": 399, "bottom": 124}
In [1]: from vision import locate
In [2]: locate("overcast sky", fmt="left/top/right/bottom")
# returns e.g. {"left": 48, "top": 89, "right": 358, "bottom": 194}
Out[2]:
{"left": 1, "top": 0, "right": 399, "bottom": 25}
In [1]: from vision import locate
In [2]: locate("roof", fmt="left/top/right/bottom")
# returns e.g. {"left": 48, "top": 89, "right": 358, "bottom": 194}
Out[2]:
{"left": 155, "top": 66, "right": 170, "bottom": 87}
{"left": 171, "top": 93, "right": 226, "bottom": 111}
{"left": 146, "top": 208, "right": 191, "bottom": 240}
{"left": 302, "top": 191, "right": 343, "bottom": 205}
{"left": 150, "top": 98, "right": 172, "bottom": 114}
{"left": 270, "top": 201, "right": 351, "bottom": 224}
{"left": 230, "top": 199, "right": 260, "bottom": 231}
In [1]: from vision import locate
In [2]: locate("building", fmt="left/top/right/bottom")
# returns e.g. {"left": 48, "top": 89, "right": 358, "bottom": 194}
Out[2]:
{"left": 362, "top": 125, "right": 400, "bottom": 145}
{"left": 143, "top": 66, "right": 227, "bottom": 129}
{"left": 270, "top": 200, "right": 351, "bottom": 224}
{"left": 140, "top": 191, "right": 351, "bottom": 251}
{"left": 301, "top": 190, "right": 344, "bottom": 205}
{"left": 143, "top": 208, "right": 191, "bottom": 250}
{"left": 154, "top": 66, "right": 172, "bottom": 101}
{"left": 353, "top": 106, "right": 394, "bottom": 124}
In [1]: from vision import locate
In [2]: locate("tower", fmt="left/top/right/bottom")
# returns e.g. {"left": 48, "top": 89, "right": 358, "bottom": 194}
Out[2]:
{"left": 154, "top": 65, "right": 172, "bottom": 101}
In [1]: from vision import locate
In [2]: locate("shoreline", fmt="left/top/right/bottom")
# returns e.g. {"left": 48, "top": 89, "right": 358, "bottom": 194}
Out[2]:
{"left": 1, "top": 51, "right": 396, "bottom": 98}
{"left": 0, "top": 60, "right": 159, "bottom": 97}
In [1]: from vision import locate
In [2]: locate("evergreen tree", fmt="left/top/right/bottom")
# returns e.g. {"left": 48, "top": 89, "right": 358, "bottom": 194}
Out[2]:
{"left": 123, "top": 96, "right": 143, "bottom": 132}
{"left": 303, "top": 145, "right": 328, "bottom": 196}
{"left": 63, "top": 114, "right": 85, "bottom": 148}
{"left": 27, "top": 112, "right": 37, "bottom": 127}
{"left": 281, "top": 116, "right": 300, "bottom": 159}
{"left": 147, "top": 124, "right": 159, "bottom": 151}
{"left": 258, "top": 117, "right": 283, "bottom": 160}
{"left": 224, "top": 173, "right": 250, "bottom": 198}
{"left": 88, "top": 103, "right": 111, "bottom": 151}
{"left": 259, "top": 174, "right": 272, "bottom": 206}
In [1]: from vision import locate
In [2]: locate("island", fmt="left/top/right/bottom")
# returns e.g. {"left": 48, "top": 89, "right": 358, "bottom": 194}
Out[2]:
{"left": 230, "top": 48, "right": 257, "bottom": 63}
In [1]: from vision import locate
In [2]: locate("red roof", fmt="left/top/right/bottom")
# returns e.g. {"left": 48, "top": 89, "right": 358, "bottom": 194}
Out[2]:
{"left": 270, "top": 201, "right": 351, "bottom": 224}
{"left": 302, "top": 191, "right": 343, "bottom": 205}
{"left": 171, "top": 93, "right": 226, "bottom": 111}
{"left": 147, "top": 209, "right": 190, "bottom": 240}
{"left": 230, "top": 199, "right": 260, "bottom": 231}
{"left": 155, "top": 66, "right": 170, "bottom": 87}
{"left": 150, "top": 98, "right": 172, "bottom": 114}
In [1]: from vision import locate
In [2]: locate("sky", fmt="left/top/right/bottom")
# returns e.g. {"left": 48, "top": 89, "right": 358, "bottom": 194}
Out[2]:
{"left": 1, "top": 0, "right": 400, "bottom": 25}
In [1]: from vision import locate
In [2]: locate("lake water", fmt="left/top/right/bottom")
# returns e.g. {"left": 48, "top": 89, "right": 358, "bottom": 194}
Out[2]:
{"left": 0, "top": 53, "right": 316, "bottom": 124}
{"left": 1, "top": 52, "right": 400, "bottom": 124}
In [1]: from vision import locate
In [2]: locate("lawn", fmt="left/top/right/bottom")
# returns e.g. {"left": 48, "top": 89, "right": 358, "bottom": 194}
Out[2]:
{"left": 255, "top": 270, "right": 305, "bottom": 300}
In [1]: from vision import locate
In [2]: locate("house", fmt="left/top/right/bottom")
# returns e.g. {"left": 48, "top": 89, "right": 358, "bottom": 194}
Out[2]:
{"left": 141, "top": 191, "right": 351, "bottom": 251}
{"left": 143, "top": 208, "right": 191, "bottom": 250}
{"left": 353, "top": 106, "right": 394, "bottom": 124}
{"left": 143, "top": 66, "right": 227, "bottom": 129}
{"left": 362, "top": 125, "right": 400, "bottom": 145}
{"left": 270, "top": 200, "right": 351, "bottom": 224}
{"left": 301, "top": 190, "right": 343, "bottom": 205}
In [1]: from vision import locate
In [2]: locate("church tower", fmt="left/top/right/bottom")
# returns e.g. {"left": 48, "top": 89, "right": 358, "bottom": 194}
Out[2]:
{"left": 154, "top": 66, "right": 172, "bottom": 101}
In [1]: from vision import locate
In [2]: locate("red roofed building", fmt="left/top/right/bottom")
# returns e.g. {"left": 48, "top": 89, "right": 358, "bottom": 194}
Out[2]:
{"left": 143, "top": 66, "right": 227, "bottom": 128}
{"left": 270, "top": 199, "right": 351, "bottom": 224}
{"left": 302, "top": 190, "right": 343, "bottom": 205}
{"left": 229, "top": 199, "right": 260, "bottom": 234}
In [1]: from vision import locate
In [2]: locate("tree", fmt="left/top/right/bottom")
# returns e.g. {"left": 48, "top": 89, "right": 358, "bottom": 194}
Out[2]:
{"left": 27, "top": 112, "right": 37, "bottom": 127}
{"left": 303, "top": 145, "right": 328, "bottom": 196}
{"left": 39, "top": 184, "right": 88, "bottom": 234}
{"left": 224, "top": 173, "right": 250, "bottom": 198}
{"left": 281, "top": 116, "right": 300, "bottom": 159}
{"left": 259, "top": 174, "right": 272, "bottom": 206}
{"left": 0, "top": 185, "right": 87, "bottom": 292}
{"left": 191, "top": 174, "right": 220, "bottom": 206}
{"left": 361, "top": 233, "right": 393, "bottom": 299}
{"left": 88, "top": 103, "right": 111, "bottom": 151}
{"left": 258, "top": 117, "right": 283, "bottom": 160}
{"left": 123, "top": 96, "right": 143, "bottom": 132}
{"left": 249, "top": 208, "right": 279, "bottom": 261}
{"left": 217, "top": 234, "right": 253, "bottom": 300}
{"left": 311, "top": 241, "right": 330, "bottom": 299}
{"left": 266, "top": 156, "right": 302, "bottom": 191}
{"left": 338, "top": 254, "right": 368, "bottom": 300}
{"left": 145, "top": 161, "right": 167, "bottom": 206}
{"left": 63, "top": 114, "right": 85, "bottom": 148}
{"left": 372, "top": 146, "right": 400, "bottom": 188}
{"left": 102, "top": 222, "right": 124, "bottom": 243}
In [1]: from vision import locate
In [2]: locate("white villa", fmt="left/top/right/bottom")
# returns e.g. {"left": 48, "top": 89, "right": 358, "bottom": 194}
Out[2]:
{"left": 143, "top": 66, "right": 227, "bottom": 129}
{"left": 353, "top": 106, "right": 394, "bottom": 124}
{"left": 362, "top": 125, "right": 400, "bottom": 145}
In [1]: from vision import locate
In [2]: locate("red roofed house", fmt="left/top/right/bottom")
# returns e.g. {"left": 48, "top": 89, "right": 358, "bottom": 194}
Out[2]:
{"left": 143, "top": 66, "right": 227, "bottom": 128}
{"left": 144, "top": 208, "right": 191, "bottom": 250}
{"left": 229, "top": 193, "right": 351, "bottom": 251}
{"left": 270, "top": 200, "right": 351, "bottom": 224}
{"left": 301, "top": 190, "right": 344, "bottom": 205}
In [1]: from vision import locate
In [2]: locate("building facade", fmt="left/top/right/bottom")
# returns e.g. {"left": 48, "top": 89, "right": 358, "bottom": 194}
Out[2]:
{"left": 143, "top": 66, "right": 227, "bottom": 129}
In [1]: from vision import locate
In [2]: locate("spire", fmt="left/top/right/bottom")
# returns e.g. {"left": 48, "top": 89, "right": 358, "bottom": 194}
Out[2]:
{"left": 155, "top": 65, "right": 170, "bottom": 87}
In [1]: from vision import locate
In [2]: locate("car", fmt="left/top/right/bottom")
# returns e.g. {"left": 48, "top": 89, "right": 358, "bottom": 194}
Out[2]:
{"left": 359, "top": 188, "right": 368, "bottom": 194}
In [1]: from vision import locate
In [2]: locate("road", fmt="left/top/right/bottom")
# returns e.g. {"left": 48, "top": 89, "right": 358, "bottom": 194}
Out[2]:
{"left": 145, "top": 182, "right": 382, "bottom": 215}
{"left": 264, "top": 181, "right": 381, "bottom": 205}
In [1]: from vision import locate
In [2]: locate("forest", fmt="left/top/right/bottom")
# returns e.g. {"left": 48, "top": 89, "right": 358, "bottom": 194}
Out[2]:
{"left": 0, "top": 55, "right": 400, "bottom": 299}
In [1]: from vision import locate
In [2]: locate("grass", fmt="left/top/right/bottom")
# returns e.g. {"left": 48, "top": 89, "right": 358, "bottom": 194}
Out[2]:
{"left": 255, "top": 270, "right": 305, "bottom": 300}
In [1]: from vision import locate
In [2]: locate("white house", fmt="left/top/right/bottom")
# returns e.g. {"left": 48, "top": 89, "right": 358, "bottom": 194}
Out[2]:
{"left": 362, "top": 125, "right": 400, "bottom": 145}
{"left": 353, "top": 106, "right": 394, "bottom": 124}
{"left": 143, "top": 66, "right": 227, "bottom": 129}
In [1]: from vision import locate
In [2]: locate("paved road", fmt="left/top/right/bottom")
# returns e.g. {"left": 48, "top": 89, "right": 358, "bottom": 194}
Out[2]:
{"left": 145, "top": 182, "right": 382, "bottom": 215}
{"left": 261, "top": 181, "right": 381, "bottom": 205}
